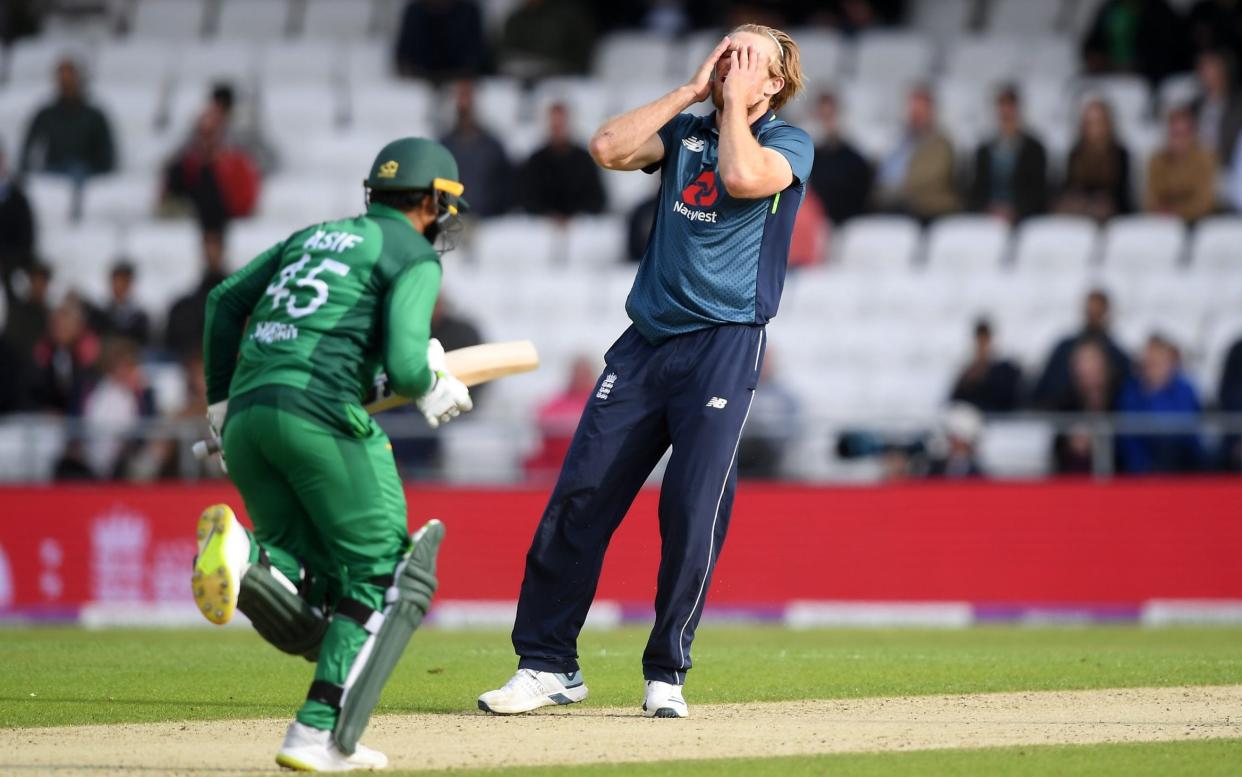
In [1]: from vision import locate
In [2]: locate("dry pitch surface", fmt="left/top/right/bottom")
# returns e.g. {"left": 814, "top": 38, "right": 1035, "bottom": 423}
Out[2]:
{"left": 3, "top": 685, "right": 1240, "bottom": 776}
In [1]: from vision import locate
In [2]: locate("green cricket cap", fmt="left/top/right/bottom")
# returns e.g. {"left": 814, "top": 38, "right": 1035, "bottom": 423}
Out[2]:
{"left": 365, "top": 137, "right": 469, "bottom": 211}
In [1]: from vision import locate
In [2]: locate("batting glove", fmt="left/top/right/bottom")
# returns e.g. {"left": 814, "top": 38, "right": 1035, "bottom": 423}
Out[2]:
{"left": 206, "top": 399, "right": 229, "bottom": 473}
{"left": 416, "top": 338, "right": 473, "bottom": 428}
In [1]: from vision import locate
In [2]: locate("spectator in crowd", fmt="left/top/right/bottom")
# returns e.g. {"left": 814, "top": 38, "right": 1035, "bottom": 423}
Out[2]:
{"left": 0, "top": 336, "right": 24, "bottom": 412}
{"left": 809, "top": 92, "right": 873, "bottom": 225}
{"left": 1056, "top": 98, "right": 1133, "bottom": 222}
{"left": 430, "top": 294, "right": 483, "bottom": 352}
{"left": 1187, "top": 0, "right": 1242, "bottom": 60}
{"left": 968, "top": 85, "right": 1048, "bottom": 223}
{"left": 950, "top": 319, "right": 1023, "bottom": 413}
{"left": 162, "top": 106, "right": 260, "bottom": 231}
{"left": 519, "top": 103, "right": 605, "bottom": 218}
{"left": 1051, "top": 340, "right": 1119, "bottom": 474}
{"left": 1230, "top": 131, "right": 1242, "bottom": 208}
{"left": 439, "top": 80, "right": 513, "bottom": 218}
{"left": 626, "top": 193, "right": 658, "bottom": 262}
{"left": 164, "top": 229, "right": 228, "bottom": 359}
{"left": 525, "top": 355, "right": 598, "bottom": 484}
{"left": 1117, "top": 333, "right": 1207, "bottom": 473}
{"left": 0, "top": 0, "right": 41, "bottom": 43}
{"left": 1191, "top": 50, "right": 1242, "bottom": 166}
{"left": 788, "top": 188, "right": 829, "bottom": 268}
{"left": 873, "top": 85, "right": 960, "bottom": 223}
{"left": 738, "top": 354, "right": 801, "bottom": 479}
{"left": 1082, "top": 0, "right": 1192, "bottom": 87}
{"left": 499, "top": 0, "right": 596, "bottom": 78}
{"left": 395, "top": 0, "right": 486, "bottom": 83}
{"left": 20, "top": 58, "right": 115, "bottom": 182}
{"left": 205, "top": 83, "right": 277, "bottom": 175}
{"left": 88, "top": 260, "right": 150, "bottom": 347}
{"left": 925, "top": 403, "right": 985, "bottom": 479}
{"left": 28, "top": 293, "right": 99, "bottom": 415}
{"left": 0, "top": 143, "right": 35, "bottom": 281}
{"left": 81, "top": 336, "right": 159, "bottom": 480}
{"left": 1218, "top": 335, "right": 1242, "bottom": 470}
{"left": 1145, "top": 105, "right": 1217, "bottom": 221}
{"left": 1033, "top": 289, "right": 1131, "bottom": 409}
{"left": 3, "top": 262, "right": 51, "bottom": 364}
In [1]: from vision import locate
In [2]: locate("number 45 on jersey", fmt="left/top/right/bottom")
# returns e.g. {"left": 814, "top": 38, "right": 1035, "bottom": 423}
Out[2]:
{"left": 265, "top": 254, "right": 351, "bottom": 319}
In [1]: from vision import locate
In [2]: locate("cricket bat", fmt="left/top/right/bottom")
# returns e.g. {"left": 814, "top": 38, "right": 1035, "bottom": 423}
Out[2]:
{"left": 192, "top": 340, "right": 539, "bottom": 460}
{"left": 364, "top": 339, "right": 539, "bottom": 413}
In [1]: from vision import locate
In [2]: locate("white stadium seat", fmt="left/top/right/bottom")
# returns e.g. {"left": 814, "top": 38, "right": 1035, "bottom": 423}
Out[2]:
{"left": 5, "top": 37, "right": 94, "bottom": 85}
{"left": 943, "top": 37, "right": 1022, "bottom": 82}
{"left": 1028, "top": 37, "right": 1078, "bottom": 84}
{"left": 0, "top": 85, "right": 48, "bottom": 160}
{"left": 128, "top": 0, "right": 207, "bottom": 39}
{"left": 303, "top": 0, "right": 375, "bottom": 40}
{"left": 25, "top": 175, "right": 78, "bottom": 226}
{"left": 343, "top": 41, "right": 394, "bottom": 84}
{"left": 788, "top": 28, "right": 847, "bottom": 81}
{"left": 259, "top": 41, "right": 345, "bottom": 86}
{"left": 987, "top": 0, "right": 1063, "bottom": 34}
{"left": 909, "top": 0, "right": 975, "bottom": 40}
{"left": 600, "top": 168, "right": 658, "bottom": 217}
{"left": 261, "top": 83, "right": 346, "bottom": 145}
{"left": 215, "top": 0, "right": 291, "bottom": 41}
{"left": 1074, "top": 75, "right": 1151, "bottom": 129}
{"left": 39, "top": 224, "right": 124, "bottom": 286}
{"left": 852, "top": 32, "right": 933, "bottom": 83}
{"left": 565, "top": 215, "right": 626, "bottom": 267}
{"left": 348, "top": 82, "right": 434, "bottom": 136}
{"left": 593, "top": 33, "right": 673, "bottom": 83}
{"left": 977, "top": 420, "right": 1054, "bottom": 478}
{"left": 80, "top": 174, "right": 159, "bottom": 223}
{"left": 1100, "top": 215, "right": 1186, "bottom": 273}
{"left": 1012, "top": 215, "right": 1099, "bottom": 273}
{"left": 171, "top": 41, "right": 258, "bottom": 94}
{"left": 675, "top": 29, "right": 728, "bottom": 81}
{"left": 472, "top": 216, "right": 562, "bottom": 270}
{"left": 1189, "top": 216, "right": 1242, "bottom": 276}
{"left": 225, "top": 220, "right": 301, "bottom": 272}
{"left": 924, "top": 216, "right": 1009, "bottom": 274}
{"left": 94, "top": 40, "right": 173, "bottom": 86}
{"left": 836, "top": 216, "right": 921, "bottom": 273}
{"left": 935, "top": 78, "right": 991, "bottom": 149}
{"left": 256, "top": 175, "right": 354, "bottom": 224}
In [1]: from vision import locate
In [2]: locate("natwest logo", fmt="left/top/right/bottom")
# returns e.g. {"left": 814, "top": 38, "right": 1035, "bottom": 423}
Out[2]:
{"left": 681, "top": 170, "right": 719, "bottom": 207}
{"left": 673, "top": 201, "right": 719, "bottom": 223}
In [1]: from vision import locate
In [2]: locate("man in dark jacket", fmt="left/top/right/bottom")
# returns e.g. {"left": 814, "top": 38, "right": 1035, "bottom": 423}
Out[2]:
{"left": 20, "top": 58, "right": 115, "bottom": 182}
{"left": 519, "top": 103, "right": 604, "bottom": 218}
{"left": 1033, "top": 289, "right": 1132, "bottom": 409}
{"left": 809, "top": 91, "right": 873, "bottom": 224}
{"left": 969, "top": 85, "right": 1048, "bottom": 223}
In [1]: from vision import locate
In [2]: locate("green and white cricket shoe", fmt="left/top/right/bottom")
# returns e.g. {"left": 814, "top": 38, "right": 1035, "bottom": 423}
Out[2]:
{"left": 642, "top": 680, "right": 689, "bottom": 718}
{"left": 477, "top": 669, "right": 588, "bottom": 714}
{"left": 191, "top": 504, "right": 250, "bottom": 625}
{"left": 275, "top": 721, "right": 388, "bottom": 772}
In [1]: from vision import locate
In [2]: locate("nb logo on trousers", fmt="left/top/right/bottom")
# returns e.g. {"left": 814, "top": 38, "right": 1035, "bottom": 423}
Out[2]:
{"left": 705, "top": 397, "right": 728, "bottom": 409}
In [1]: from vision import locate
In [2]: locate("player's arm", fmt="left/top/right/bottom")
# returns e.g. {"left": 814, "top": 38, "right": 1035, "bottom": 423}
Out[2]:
{"left": 203, "top": 243, "right": 284, "bottom": 405}
{"left": 382, "top": 260, "right": 441, "bottom": 398}
{"left": 716, "top": 46, "right": 794, "bottom": 199}
{"left": 589, "top": 36, "right": 731, "bottom": 171}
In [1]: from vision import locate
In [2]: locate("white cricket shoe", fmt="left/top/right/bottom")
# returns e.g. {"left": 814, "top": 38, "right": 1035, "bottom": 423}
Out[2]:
{"left": 192, "top": 504, "right": 251, "bottom": 625}
{"left": 275, "top": 721, "right": 388, "bottom": 772}
{"left": 477, "top": 668, "right": 588, "bottom": 714}
{"left": 642, "top": 680, "right": 689, "bottom": 718}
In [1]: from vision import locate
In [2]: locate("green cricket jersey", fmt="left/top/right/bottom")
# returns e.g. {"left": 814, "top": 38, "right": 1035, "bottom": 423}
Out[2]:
{"left": 204, "top": 202, "right": 441, "bottom": 408}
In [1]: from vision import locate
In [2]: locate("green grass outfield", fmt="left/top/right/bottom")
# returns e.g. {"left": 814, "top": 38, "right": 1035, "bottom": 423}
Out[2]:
{"left": 2, "top": 625, "right": 1240, "bottom": 728}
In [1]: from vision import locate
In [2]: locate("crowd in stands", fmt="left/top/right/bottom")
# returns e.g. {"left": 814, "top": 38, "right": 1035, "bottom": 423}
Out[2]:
{"left": 2, "top": 0, "right": 1242, "bottom": 481}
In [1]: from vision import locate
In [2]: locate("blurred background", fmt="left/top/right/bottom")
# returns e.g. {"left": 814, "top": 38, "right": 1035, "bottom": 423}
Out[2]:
{"left": 0, "top": 0, "right": 1241, "bottom": 489}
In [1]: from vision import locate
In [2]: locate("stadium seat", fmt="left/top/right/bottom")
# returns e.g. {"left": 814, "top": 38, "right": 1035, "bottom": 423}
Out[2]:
{"left": 299, "top": 129, "right": 395, "bottom": 181}
{"left": 986, "top": 0, "right": 1063, "bottom": 34}
{"left": 942, "top": 37, "right": 1022, "bottom": 82}
{"left": 1100, "top": 215, "right": 1186, "bottom": 273}
{"left": 1157, "top": 72, "right": 1199, "bottom": 116}
{"left": 593, "top": 33, "right": 674, "bottom": 84}
{"left": 472, "top": 216, "right": 563, "bottom": 270}
{"left": 39, "top": 223, "right": 124, "bottom": 285}
{"left": 0, "top": 85, "right": 49, "bottom": 160}
{"left": 0, "top": 417, "right": 65, "bottom": 481}
{"left": 4, "top": 37, "right": 94, "bottom": 85}
{"left": 94, "top": 40, "right": 172, "bottom": 86}
{"left": 674, "top": 29, "right": 728, "bottom": 81}
{"left": 935, "top": 78, "right": 991, "bottom": 150}
{"left": 94, "top": 86, "right": 166, "bottom": 169}
{"left": 127, "top": 0, "right": 207, "bottom": 39}
{"left": 565, "top": 215, "right": 627, "bottom": 267}
{"left": 611, "top": 80, "right": 687, "bottom": 120}
{"left": 1027, "top": 37, "right": 1079, "bottom": 84}
{"left": 787, "top": 28, "right": 847, "bottom": 81}
{"left": 1189, "top": 216, "right": 1242, "bottom": 275}
{"left": 852, "top": 31, "right": 933, "bottom": 83}
{"left": 343, "top": 41, "right": 394, "bottom": 85}
{"left": 600, "top": 167, "right": 659, "bottom": 218}
{"left": 256, "top": 174, "right": 353, "bottom": 224}
{"left": 302, "top": 0, "right": 376, "bottom": 39}
{"left": 1074, "top": 75, "right": 1151, "bottom": 129}
{"left": 225, "top": 219, "right": 300, "bottom": 271}
{"left": 123, "top": 220, "right": 205, "bottom": 312}
{"left": 924, "top": 216, "right": 1010, "bottom": 274}
{"left": 260, "top": 83, "right": 346, "bottom": 145}
{"left": 836, "top": 216, "right": 921, "bottom": 273}
{"left": 25, "top": 175, "right": 78, "bottom": 226}
{"left": 170, "top": 41, "right": 259, "bottom": 92}
{"left": 215, "top": 0, "right": 292, "bottom": 41}
{"left": 977, "top": 420, "right": 1053, "bottom": 478}
{"left": 80, "top": 174, "right": 159, "bottom": 223}
{"left": 1019, "top": 76, "right": 1072, "bottom": 146}
{"left": 908, "top": 0, "right": 976, "bottom": 40}
{"left": 259, "top": 41, "right": 345, "bottom": 86}
{"left": 1012, "top": 215, "right": 1099, "bottom": 273}
{"left": 347, "top": 82, "right": 434, "bottom": 136}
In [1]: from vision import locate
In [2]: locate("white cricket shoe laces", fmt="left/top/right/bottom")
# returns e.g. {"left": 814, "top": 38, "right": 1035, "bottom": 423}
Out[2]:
{"left": 478, "top": 668, "right": 588, "bottom": 715}
{"left": 275, "top": 721, "right": 388, "bottom": 772}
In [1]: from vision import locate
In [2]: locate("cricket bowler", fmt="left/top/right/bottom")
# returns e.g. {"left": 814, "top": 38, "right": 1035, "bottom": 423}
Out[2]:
{"left": 191, "top": 137, "right": 473, "bottom": 771}
{"left": 479, "top": 24, "right": 811, "bottom": 718}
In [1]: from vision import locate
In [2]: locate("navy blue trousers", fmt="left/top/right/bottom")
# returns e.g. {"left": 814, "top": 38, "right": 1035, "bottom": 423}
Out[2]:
{"left": 512, "top": 323, "right": 766, "bottom": 684}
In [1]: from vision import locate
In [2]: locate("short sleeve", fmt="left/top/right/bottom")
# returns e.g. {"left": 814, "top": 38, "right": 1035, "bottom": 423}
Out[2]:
{"left": 761, "top": 124, "right": 815, "bottom": 185}
{"left": 642, "top": 113, "right": 699, "bottom": 175}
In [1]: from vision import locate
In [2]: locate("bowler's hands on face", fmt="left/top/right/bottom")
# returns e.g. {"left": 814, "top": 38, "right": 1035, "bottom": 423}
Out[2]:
{"left": 721, "top": 44, "right": 768, "bottom": 109}
{"left": 687, "top": 36, "right": 731, "bottom": 102}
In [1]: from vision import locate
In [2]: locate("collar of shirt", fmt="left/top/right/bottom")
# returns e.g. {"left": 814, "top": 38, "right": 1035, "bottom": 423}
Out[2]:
{"left": 366, "top": 200, "right": 420, "bottom": 234}
{"left": 706, "top": 109, "right": 777, "bottom": 138}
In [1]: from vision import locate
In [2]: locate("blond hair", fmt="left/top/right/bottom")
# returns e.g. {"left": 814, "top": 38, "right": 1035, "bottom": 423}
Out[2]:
{"left": 730, "top": 23, "right": 804, "bottom": 113}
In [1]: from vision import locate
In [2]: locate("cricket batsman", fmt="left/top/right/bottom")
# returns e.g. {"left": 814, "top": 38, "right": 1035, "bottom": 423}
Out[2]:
{"left": 191, "top": 137, "right": 473, "bottom": 771}
{"left": 479, "top": 24, "right": 811, "bottom": 718}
